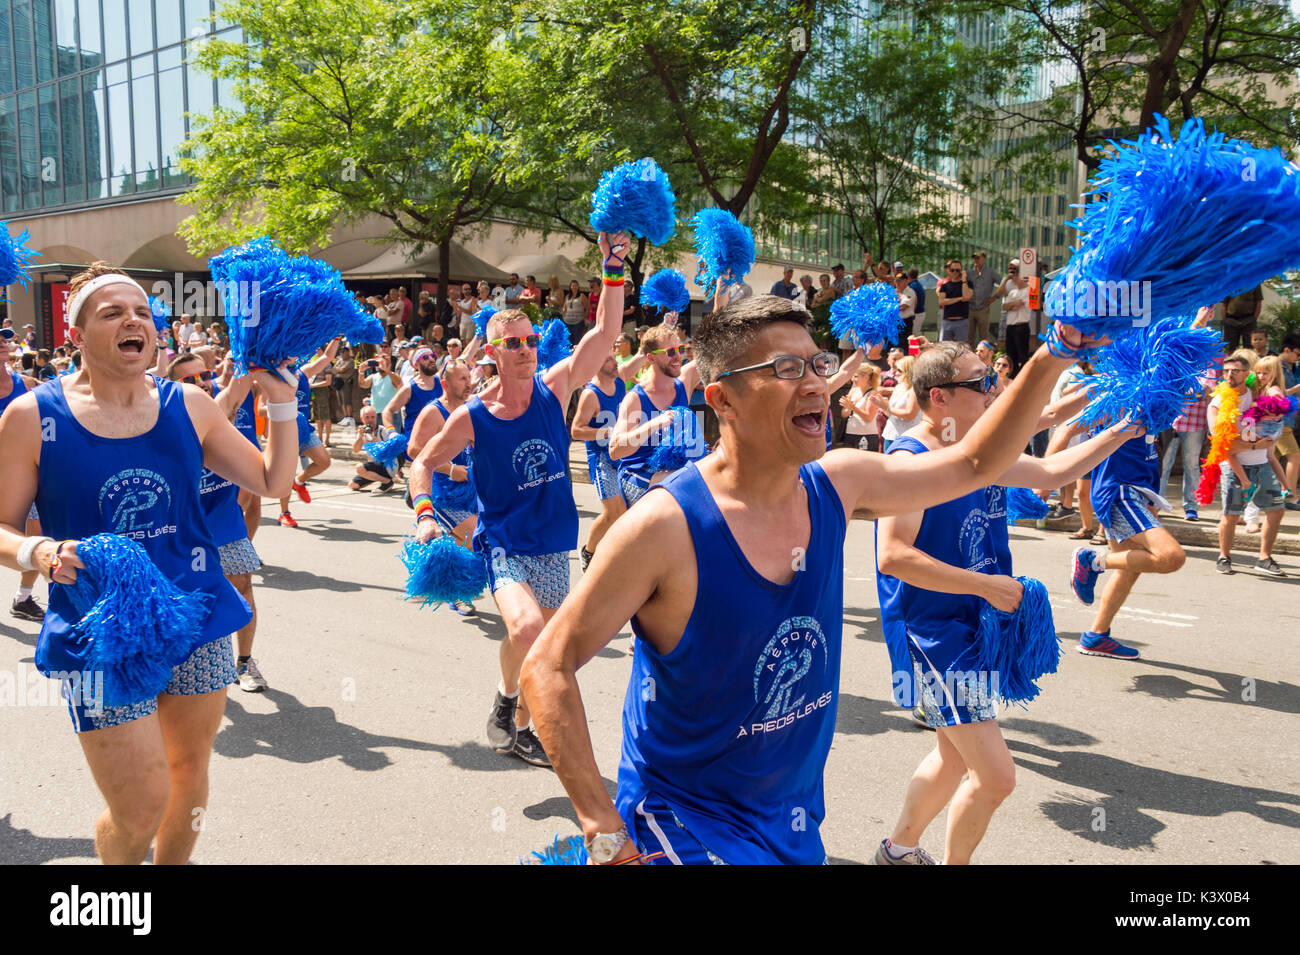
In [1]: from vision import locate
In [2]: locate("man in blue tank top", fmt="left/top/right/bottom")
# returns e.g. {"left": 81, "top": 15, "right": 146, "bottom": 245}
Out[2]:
{"left": 409, "top": 231, "right": 629, "bottom": 768}
{"left": 276, "top": 339, "right": 340, "bottom": 528}
{"left": 408, "top": 358, "right": 478, "bottom": 616}
{"left": 872, "top": 342, "right": 1133, "bottom": 865}
{"left": 167, "top": 353, "right": 269, "bottom": 692}
{"left": 1, "top": 326, "right": 47, "bottom": 621}
{"left": 522, "top": 294, "right": 1103, "bottom": 863}
{"left": 0, "top": 264, "right": 301, "bottom": 865}
{"left": 609, "top": 323, "right": 704, "bottom": 506}
{"left": 571, "top": 350, "right": 629, "bottom": 569}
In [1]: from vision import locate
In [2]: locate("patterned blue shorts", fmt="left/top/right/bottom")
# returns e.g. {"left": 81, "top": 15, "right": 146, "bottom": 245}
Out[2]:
{"left": 619, "top": 471, "right": 650, "bottom": 507}
{"left": 27, "top": 503, "right": 38, "bottom": 522}
{"left": 299, "top": 430, "right": 323, "bottom": 454}
{"left": 1102, "top": 485, "right": 1161, "bottom": 542}
{"left": 434, "top": 506, "right": 476, "bottom": 531}
{"left": 588, "top": 450, "right": 621, "bottom": 501}
{"left": 486, "top": 551, "right": 570, "bottom": 608}
{"left": 218, "top": 537, "right": 261, "bottom": 576}
{"left": 628, "top": 794, "right": 725, "bottom": 865}
{"left": 908, "top": 642, "right": 999, "bottom": 728}
{"left": 65, "top": 636, "right": 238, "bottom": 734}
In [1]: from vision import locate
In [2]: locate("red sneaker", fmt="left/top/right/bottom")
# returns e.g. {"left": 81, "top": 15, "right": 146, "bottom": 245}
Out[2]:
{"left": 292, "top": 481, "right": 311, "bottom": 504}
{"left": 279, "top": 511, "right": 299, "bottom": 528}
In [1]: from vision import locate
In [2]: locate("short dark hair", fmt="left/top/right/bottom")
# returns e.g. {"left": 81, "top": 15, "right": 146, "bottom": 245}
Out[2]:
{"left": 912, "top": 342, "right": 971, "bottom": 408}
{"left": 833, "top": 263, "right": 845, "bottom": 271}
{"left": 908, "top": 268, "right": 919, "bottom": 279}
{"left": 694, "top": 294, "right": 812, "bottom": 385}
{"left": 166, "top": 352, "right": 204, "bottom": 379}
{"left": 1282, "top": 333, "right": 1300, "bottom": 353}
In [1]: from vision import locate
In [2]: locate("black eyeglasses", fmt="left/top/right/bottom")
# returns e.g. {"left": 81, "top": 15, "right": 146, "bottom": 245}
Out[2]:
{"left": 716, "top": 352, "right": 840, "bottom": 381}
{"left": 937, "top": 367, "right": 996, "bottom": 394}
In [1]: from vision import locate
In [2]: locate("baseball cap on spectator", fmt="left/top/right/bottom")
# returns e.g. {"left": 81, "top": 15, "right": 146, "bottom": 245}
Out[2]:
{"left": 0, "top": 328, "right": 13, "bottom": 340}
{"left": 893, "top": 261, "right": 904, "bottom": 270}
{"left": 1009, "top": 258, "right": 1021, "bottom": 268}
{"left": 476, "top": 356, "right": 495, "bottom": 366}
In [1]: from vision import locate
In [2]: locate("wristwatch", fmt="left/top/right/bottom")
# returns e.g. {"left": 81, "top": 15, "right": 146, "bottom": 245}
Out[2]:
{"left": 585, "top": 825, "right": 630, "bottom": 864}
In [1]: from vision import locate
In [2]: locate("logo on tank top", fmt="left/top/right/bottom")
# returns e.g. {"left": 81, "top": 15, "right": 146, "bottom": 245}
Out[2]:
{"left": 958, "top": 509, "right": 995, "bottom": 574}
{"left": 97, "top": 468, "right": 177, "bottom": 540}
{"left": 234, "top": 405, "right": 252, "bottom": 432}
{"left": 985, "top": 485, "right": 1006, "bottom": 521}
{"left": 740, "top": 616, "right": 833, "bottom": 738}
{"left": 199, "top": 467, "right": 233, "bottom": 497}
{"left": 511, "top": 438, "right": 563, "bottom": 490}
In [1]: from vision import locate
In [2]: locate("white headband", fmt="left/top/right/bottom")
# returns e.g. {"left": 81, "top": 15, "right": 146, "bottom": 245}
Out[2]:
{"left": 66, "top": 274, "right": 147, "bottom": 329}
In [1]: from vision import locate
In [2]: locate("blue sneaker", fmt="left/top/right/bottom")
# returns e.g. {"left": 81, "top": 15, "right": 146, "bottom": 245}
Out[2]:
{"left": 1077, "top": 630, "right": 1140, "bottom": 659}
{"left": 1184, "top": 509, "right": 1198, "bottom": 522}
{"left": 1070, "top": 546, "right": 1103, "bottom": 605}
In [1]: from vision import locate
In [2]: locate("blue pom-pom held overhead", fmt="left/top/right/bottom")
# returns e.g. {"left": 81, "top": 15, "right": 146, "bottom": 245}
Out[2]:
{"left": 1046, "top": 115, "right": 1300, "bottom": 344}
{"left": 472, "top": 303, "right": 498, "bottom": 341}
{"left": 829, "top": 282, "right": 902, "bottom": 348}
{"left": 209, "top": 236, "right": 383, "bottom": 374}
{"left": 0, "top": 221, "right": 39, "bottom": 290}
{"left": 588, "top": 158, "right": 678, "bottom": 246}
{"left": 640, "top": 268, "right": 691, "bottom": 313}
{"left": 691, "top": 208, "right": 755, "bottom": 291}
{"left": 534, "top": 319, "right": 572, "bottom": 372}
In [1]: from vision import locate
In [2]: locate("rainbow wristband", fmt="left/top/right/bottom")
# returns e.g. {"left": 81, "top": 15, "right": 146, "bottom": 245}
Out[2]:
{"left": 602, "top": 268, "right": 625, "bottom": 286}
{"left": 413, "top": 493, "right": 435, "bottom": 524}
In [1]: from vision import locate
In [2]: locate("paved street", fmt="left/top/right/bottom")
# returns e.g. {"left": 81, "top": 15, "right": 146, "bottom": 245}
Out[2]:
{"left": 2, "top": 461, "right": 1297, "bottom": 865}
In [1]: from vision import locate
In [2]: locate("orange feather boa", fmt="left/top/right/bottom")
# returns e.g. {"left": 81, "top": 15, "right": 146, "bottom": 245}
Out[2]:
{"left": 1195, "top": 381, "right": 1240, "bottom": 506}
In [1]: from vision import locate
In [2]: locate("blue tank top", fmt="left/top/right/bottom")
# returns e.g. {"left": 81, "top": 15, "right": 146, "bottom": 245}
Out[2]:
{"left": 466, "top": 373, "right": 577, "bottom": 556}
{"left": 1090, "top": 434, "right": 1160, "bottom": 521}
{"left": 233, "top": 391, "right": 259, "bottom": 447}
{"left": 582, "top": 378, "right": 626, "bottom": 457}
{"left": 198, "top": 385, "right": 251, "bottom": 548}
{"left": 617, "top": 380, "right": 688, "bottom": 483}
{"left": 874, "top": 435, "right": 1011, "bottom": 706}
{"left": 617, "top": 461, "right": 847, "bottom": 864}
{"left": 0, "top": 369, "right": 28, "bottom": 418}
{"left": 294, "top": 370, "right": 316, "bottom": 445}
{"left": 32, "top": 378, "right": 252, "bottom": 675}
{"left": 403, "top": 378, "right": 444, "bottom": 438}
{"left": 430, "top": 398, "right": 476, "bottom": 510}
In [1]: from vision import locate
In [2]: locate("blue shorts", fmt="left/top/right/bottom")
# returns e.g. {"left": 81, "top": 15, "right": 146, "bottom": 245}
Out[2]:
{"left": 1223, "top": 462, "right": 1284, "bottom": 516}
{"left": 1101, "top": 485, "right": 1161, "bottom": 542}
{"left": 627, "top": 794, "right": 725, "bottom": 865}
{"left": 299, "top": 430, "right": 323, "bottom": 455}
{"left": 64, "top": 636, "right": 238, "bottom": 734}
{"left": 486, "top": 551, "right": 570, "bottom": 608}
{"left": 434, "top": 506, "right": 476, "bottom": 531}
{"left": 619, "top": 470, "right": 650, "bottom": 507}
{"left": 587, "top": 450, "right": 620, "bottom": 501}
{"left": 27, "top": 503, "right": 39, "bottom": 523}
{"left": 218, "top": 537, "right": 261, "bottom": 576}
{"left": 906, "top": 636, "right": 999, "bottom": 728}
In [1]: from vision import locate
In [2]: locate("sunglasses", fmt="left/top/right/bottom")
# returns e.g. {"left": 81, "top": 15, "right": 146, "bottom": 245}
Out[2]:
{"left": 650, "top": 346, "right": 681, "bottom": 357}
{"left": 490, "top": 334, "right": 541, "bottom": 351}
{"left": 180, "top": 370, "right": 214, "bottom": 384}
{"left": 716, "top": 352, "right": 840, "bottom": 381}
{"left": 937, "top": 367, "right": 996, "bottom": 394}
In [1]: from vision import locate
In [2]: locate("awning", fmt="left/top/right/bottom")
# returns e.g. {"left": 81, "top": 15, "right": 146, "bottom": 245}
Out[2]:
{"left": 344, "top": 242, "right": 510, "bottom": 281}
{"left": 496, "top": 253, "right": 587, "bottom": 285}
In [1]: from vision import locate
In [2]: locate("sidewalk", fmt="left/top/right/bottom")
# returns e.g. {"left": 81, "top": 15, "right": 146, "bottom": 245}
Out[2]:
{"left": 320, "top": 428, "right": 1300, "bottom": 556}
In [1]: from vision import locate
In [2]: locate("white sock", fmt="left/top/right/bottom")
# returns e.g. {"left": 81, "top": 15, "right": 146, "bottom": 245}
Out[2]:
{"left": 1091, "top": 552, "right": 1106, "bottom": 571}
{"left": 16, "top": 585, "right": 32, "bottom": 600}
{"left": 498, "top": 683, "right": 519, "bottom": 699}
{"left": 885, "top": 839, "right": 915, "bottom": 857}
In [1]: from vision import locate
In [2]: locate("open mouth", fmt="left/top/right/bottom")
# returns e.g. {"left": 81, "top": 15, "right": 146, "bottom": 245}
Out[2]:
{"left": 792, "top": 410, "right": 824, "bottom": 434}
{"left": 118, "top": 335, "right": 146, "bottom": 355}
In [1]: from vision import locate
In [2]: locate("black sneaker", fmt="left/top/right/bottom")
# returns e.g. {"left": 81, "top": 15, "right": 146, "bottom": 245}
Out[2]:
{"left": 1046, "top": 504, "right": 1075, "bottom": 520}
{"left": 511, "top": 727, "right": 553, "bottom": 769}
{"left": 10, "top": 595, "right": 44, "bottom": 622}
{"left": 486, "top": 691, "right": 517, "bottom": 753}
{"left": 579, "top": 547, "right": 594, "bottom": 572}
{"left": 1256, "top": 557, "right": 1287, "bottom": 577}
{"left": 1284, "top": 501, "right": 1300, "bottom": 512}
{"left": 1215, "top": 556, "right": 1234, "bottom": 575}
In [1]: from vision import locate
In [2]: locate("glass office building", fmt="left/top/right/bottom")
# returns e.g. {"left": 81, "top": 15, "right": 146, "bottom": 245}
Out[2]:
{"left": 0, "top": 0, "right": 242, "bottom": 214}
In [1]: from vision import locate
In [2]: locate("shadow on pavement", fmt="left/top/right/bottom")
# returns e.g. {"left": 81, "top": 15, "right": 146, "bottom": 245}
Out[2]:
{"left": 0, "top": 619, "right": 36, "bottom": 648}
{"left": 1124, "top": 659, "right": 1300, "bottom": 715}
{"left": 523, "top": 778, "right": 617, "bottom": 827}
{"left": 255, "top": 564, "right": 405, "bottom": 595}
{"left": 423, "top": 740, "right": 544, "bottom": 773}
{"left": 1010, "top": 740, "right": 1300, "bottom": 852}
{"left": 0, "top": 813, "right": 96, "bottom": 864}
{"left": 295, "top": 520, "right": 403, "bottom": 546}
{"left": 217, "top": 688, "right": 439, "bottom": 770}
{"left": 834, "top": 692, "right": 919, "bottom": 737}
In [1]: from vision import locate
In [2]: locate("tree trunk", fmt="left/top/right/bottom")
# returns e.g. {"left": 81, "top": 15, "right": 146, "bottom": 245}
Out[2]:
{"left": 437, "top": 236, "right": 452, "bottom": 328}
{"left": 1139, "top": 0, "right": 1200, "bottom": 130}
{"left": 629, "top": 236, "right": 647, "bottom": 294}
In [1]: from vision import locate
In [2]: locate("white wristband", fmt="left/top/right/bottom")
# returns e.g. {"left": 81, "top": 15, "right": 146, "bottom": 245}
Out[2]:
{"left": 266, "top": 400, "right": 298, "bottom": 423}
{"left": 17, "top": 536, "right": 54, "bottom": 571}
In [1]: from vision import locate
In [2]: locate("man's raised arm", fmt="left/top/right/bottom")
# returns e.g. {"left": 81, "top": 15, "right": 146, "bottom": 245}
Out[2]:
{"left": 547, "top": 231, "right": 628, "bottom": 400}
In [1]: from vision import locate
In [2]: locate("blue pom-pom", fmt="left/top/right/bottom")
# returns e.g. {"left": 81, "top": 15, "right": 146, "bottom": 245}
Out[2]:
{"left": 472, "top": 303, "right": 498, "bottom": 340}
{"left": 640, "top": 269, "right": 691, "bottom": 313}
{"left": 209, "top": 236, "right": 384, "bottom": 374}
{"left": 1077, "top": 313, "right": 1224, "bottom": 434}
{"left": 363, "top": 432, "right": 408, "bottom": 468}
{"left": 148, "top": 296, "right": 172, "bottom": 333}
{"left": 535, "top": 319, "right": 572, "bottom": 372}
{"left": 646, "top": 407, "right": 708, "bottom": 475}
{"left": 588, "top": 158, "right": 677, "bottom": 246}
{"left": 430, "top": 473, "right": 477, "bottom": 512}
{"left": 399, "top": 536, "right": 488, "bottom": 610}
{"left": 524, "top": 834, "right": 588, "bottom": 865}
{"left": 1005, "top": 486, "right": 1050, "bottom": 525}
{"left": 1047, "top": 115, "right": 1300, "bottom": 341}
{"left": 829, "top": 282, "right": 902, "bottom": 348}
{"left": 972, "top": 577, "right": 1061, "bottom": 707}
{"left": 0, "top": 222, "right": 39, "bottom": 289}
{"left": 62, "top": 534, "right": 214, "bottom": 708}
{"left": 691, "top": 208, "right": 755, "bottom": 290}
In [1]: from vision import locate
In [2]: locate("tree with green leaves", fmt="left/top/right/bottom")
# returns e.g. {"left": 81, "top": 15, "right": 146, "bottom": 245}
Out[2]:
{"left": 179, "top": 0, "right": 517, "bottom": 299}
